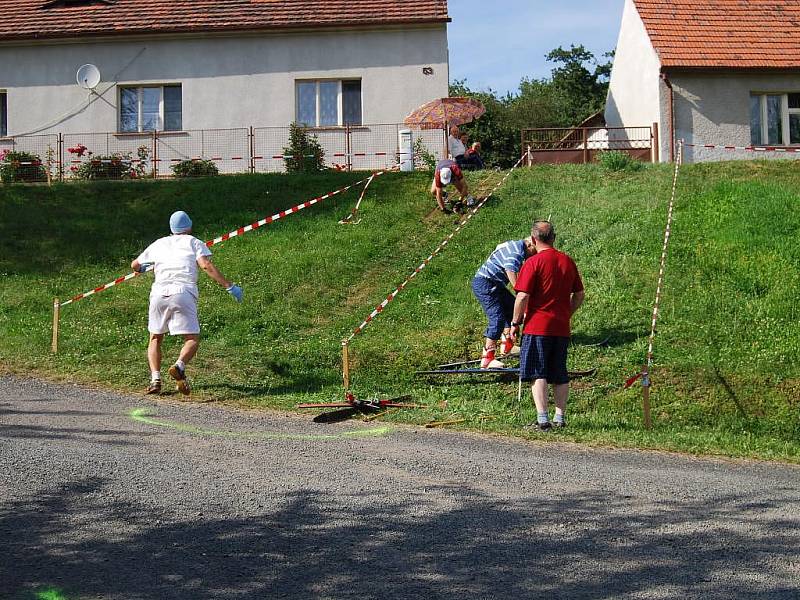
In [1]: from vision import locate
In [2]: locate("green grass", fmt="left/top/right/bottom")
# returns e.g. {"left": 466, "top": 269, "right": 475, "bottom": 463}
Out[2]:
{"left": 1, "top": 162, "right": 798, "bottom": 462}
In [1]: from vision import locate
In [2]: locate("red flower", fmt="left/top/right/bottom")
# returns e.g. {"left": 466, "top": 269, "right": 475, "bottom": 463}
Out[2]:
{"left": 68, "top": 144, "right": 88, "bottom": 157}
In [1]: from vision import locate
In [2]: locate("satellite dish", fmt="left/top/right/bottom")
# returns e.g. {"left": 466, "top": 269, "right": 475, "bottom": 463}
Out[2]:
{"left": 76, "top": 64, "right": 101, "bottom": 90}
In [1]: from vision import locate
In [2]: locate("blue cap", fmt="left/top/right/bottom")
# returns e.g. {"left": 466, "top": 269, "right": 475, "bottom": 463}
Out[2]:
{"left": 169, "top": 211, "right": 192, "bottom": 234}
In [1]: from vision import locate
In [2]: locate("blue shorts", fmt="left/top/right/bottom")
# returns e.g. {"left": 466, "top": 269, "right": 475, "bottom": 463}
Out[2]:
{"left": 520, "top": 335, "right": 570, "bottom": 384}
{"left": 471, "top": 276, "right": 515, "bottom": 340}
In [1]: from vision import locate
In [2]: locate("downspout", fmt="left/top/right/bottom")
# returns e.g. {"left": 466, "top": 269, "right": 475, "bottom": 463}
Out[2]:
{"left": 660, "top": 72, "right": 675, "bottom": 163}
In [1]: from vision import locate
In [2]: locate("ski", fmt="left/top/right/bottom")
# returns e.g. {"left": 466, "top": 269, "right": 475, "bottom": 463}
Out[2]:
{"left": 436, "top": 337, "right": 610, "bottom": 369}
{"left": 417, "top": 367, "right": 597, "bottom": 377}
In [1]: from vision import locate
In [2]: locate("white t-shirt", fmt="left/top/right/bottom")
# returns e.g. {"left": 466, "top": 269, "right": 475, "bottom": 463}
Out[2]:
{"left": 136, "top": 234, "right": 212, "bottom": 298}
{"left": 448, "top": 135, "right": 466, "bottom": 158}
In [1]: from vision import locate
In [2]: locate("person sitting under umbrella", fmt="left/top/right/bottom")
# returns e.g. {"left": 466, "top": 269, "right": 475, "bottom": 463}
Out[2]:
{"left": 464, "top": 142, "right": 486, "bottom": 170}
{"left": 448, "top": 125, "right": 467, "bottom": 164}
{"left": 430, "top": 158, "right": 476, "bottom": 214}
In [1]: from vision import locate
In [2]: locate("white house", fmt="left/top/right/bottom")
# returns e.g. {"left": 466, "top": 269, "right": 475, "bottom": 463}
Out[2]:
{"left": 0, "top": 0, "right": 450, "bottom": 171}
{"left": 605, "top": 0, "right": 800, "bottom": 162}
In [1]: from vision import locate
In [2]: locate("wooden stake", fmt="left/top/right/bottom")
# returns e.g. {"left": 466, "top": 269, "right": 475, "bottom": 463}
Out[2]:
{"left": 51, "top": 298, "right": 60, "bottom": 354}
{"left": 642, "top": 373, "right": 653, "bottom": 430}
{"left": 342, "top": 341, "right": 350, "bottom": 391}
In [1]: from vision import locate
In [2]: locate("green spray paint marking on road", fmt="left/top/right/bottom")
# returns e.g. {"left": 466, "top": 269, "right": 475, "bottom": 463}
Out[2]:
{"left": 129, "top": 408, "right": 391, "bottom": 441}
{"left": 35, "top": 589, "right": 70, "bottom": 600}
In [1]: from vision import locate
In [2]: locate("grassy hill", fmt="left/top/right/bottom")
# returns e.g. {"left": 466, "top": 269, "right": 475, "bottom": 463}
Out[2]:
{"left": 1, "top": 162, "right": 798, "bottom": 461}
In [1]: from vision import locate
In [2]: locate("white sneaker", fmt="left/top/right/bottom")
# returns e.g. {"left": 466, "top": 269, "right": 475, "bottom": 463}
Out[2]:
{"left": 465, "top": 195, "right": 477, "bottom": 207}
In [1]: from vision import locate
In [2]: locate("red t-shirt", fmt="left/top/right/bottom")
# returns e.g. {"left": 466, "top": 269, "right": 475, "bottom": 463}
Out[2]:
{"left": 514, "top": 247, "right": 583, "bottom": 337}
{"left": 434, "top": 160, "right": 463, "bottom": 188}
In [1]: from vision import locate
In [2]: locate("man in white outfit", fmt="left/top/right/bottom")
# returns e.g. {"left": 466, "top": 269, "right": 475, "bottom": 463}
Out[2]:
{"left": 131, "top": 210, "right": 243, "bottom": 396}
{"left": 448, "top": 125, "right": 466, "bottom": 162}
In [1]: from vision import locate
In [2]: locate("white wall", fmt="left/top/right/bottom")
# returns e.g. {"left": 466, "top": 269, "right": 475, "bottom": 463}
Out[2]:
{"left": 604, "top": 0, "right": 663, "bottom": 158}
{"left": 0, "top": 25, "right": 449, "bottom": 136}
{"left": 670, "top": 71, "right": 800, "bottom": 162}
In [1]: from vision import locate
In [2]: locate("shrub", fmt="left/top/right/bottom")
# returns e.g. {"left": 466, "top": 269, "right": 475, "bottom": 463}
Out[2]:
{"left": 597, "top": 150, "right": 643, "bottom": 172}
{"left": 71, "top": 154, "right": 131, "bottom": 180}
{"left": 0, "top": 150, "right": 47, "bottom": 183}
{"left": 69, "top": 144, "right": 150, "bottom": 180}
{"left": 171, "top": 159, "right": 220, "bottom": 178}
{"left": 413, "top": 137, "right": 437, "bottom": 172}
{"left": 283, "top": 122, "right": 325, "bottom": 173}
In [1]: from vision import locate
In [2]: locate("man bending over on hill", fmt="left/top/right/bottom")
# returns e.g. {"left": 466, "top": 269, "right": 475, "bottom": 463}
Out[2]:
{"left": 473, "top": 235, "right": 536, "bottom": 369}
{"left": 131, "top": 210, "right": 243, "bottom": 396}
{"left": 512, "top": 221, "right": 584, "bottom": 430}
{"left": 430, "top": 158, "right": 476, "bottom": 214}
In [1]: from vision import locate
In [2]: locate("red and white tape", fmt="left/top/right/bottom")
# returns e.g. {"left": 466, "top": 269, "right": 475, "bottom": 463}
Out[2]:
{"left": 205, "top": 171, "right": 387, "bottom": 246}
{"left": 345, "top": 156, "right": 526, "bottom": 344}
{"left": 68, "top": 159, "right": 144, "bottom": 166}
{"left": 59, "top": 171, "right": 387, "bottom": 307}
{"left": 339, "top": 172, "right": 377, "bottom": 224}
{"left": 684, "top": 143, "right": 800, "bottom": 153}
{"left": 625, "top": 140, "right": 684, "bottom": 389}
{"left": 13, "top": 151, "right": 410, "bottom": 164}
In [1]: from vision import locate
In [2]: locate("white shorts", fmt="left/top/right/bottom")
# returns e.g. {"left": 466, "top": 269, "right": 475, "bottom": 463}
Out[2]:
{"left": 148, "top": 291, "right": 200, "bottom": 336}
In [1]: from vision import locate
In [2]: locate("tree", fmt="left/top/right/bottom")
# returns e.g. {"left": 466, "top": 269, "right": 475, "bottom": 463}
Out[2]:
{"left": 449, "top": 80, "right": 518, "bottom": 168}
{"left": 283, "top": 122, "right": 325, "bottom": 173}
{"left": 545, "top": 44, "right": 614, "bottom": 124}
{"left": 448, "top": 44, "right": 614, "bottom": 167}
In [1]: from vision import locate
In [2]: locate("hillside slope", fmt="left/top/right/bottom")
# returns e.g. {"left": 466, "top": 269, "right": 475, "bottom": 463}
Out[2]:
{"left": 1, "top": 163, "right": 798, "bottom": 460}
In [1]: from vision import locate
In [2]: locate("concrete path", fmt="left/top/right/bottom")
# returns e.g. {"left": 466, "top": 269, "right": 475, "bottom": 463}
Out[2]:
{"left": 1, "top": 376, "right": 798, "bottom": 599}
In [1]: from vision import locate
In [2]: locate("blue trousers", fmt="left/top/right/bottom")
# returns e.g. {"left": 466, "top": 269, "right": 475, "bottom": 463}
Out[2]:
{"left": 471, "top": 276, "right": 515, "bottom": 340}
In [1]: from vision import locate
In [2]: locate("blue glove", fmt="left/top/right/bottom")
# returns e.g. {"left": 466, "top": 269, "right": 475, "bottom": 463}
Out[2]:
{"left": 227, "top": 284, "right": 243, "bottom": 303}
{"left": 137, "top": 262, "right": 153, "bottom": 273}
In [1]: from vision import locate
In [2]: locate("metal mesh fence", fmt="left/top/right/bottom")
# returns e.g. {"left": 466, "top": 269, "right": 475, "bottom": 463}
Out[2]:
{"left": 0, "top": 134, "right": 59, "bottom": 182}
{"left": 411, "top": 127, "right": 447, "bottom": 168}
{"left": 349, "top": 124, "right": 400, "bottom": 171}
{"left": 312, "top": 128, "right": 349, "bottom": 171}
{"left": 253, "top": 127, "right": 291, "bottom": 173}
{"left": 2, "top": 124, "right": 450, "bottom": 181}
{"left": 683, "top": 143, "right": 800, "bottom": 163}
{"left": 62, "top": 132, "right": 153, "bottom": 179}
{"left": 157, "top": 128, "right": 250, "bottom": 176}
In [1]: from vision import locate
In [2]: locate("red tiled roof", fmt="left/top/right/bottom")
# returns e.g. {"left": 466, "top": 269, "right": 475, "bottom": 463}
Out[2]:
{"left": 0, "top": 0, "right": 449, "bottom": 42}
{"left": 634, "top": 0, "right": 800, "bottom": 69}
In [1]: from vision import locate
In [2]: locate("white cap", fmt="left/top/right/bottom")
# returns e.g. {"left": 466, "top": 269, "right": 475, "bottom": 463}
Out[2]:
{"left": 440, "top": 167, "right": 452, "bottom": 185}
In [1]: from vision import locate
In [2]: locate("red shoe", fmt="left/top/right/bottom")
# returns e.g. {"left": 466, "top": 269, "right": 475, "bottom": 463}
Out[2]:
{"left": 480, "top": 348, "right": 504, "bottom": 369}
{"left": 500, "top": 333, "right": 515, "bottom": 355}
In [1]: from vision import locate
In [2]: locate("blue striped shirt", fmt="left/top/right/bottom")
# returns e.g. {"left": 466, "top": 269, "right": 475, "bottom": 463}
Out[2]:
{"left": 475, "top": 240, "right": 526, "bottom": 285}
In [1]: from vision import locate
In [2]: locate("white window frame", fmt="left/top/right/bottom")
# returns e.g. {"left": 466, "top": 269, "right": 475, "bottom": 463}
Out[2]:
{"left": 119, "top": 85, "right": 181, "bottom": 133}
{"left": 295, "top": 79, "right": 362, "bottom": 127}
{"left": 752, "top": 93, "right": 800, "bottom": 146}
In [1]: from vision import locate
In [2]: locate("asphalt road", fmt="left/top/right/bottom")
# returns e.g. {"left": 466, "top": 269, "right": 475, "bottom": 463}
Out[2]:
{"left": 1, "top": 376, "right": 798, "bottom": 599}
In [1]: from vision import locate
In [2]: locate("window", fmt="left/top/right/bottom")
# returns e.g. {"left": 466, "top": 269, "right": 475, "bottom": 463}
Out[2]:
{"left": 750, "top": 93, "right": 800, "bottom": 146}
{"left": 0, "top": 92, "right": 6, "bottom": 138}
{"left": 296, "top": 80, "right": 362, "bottom": 127}
{"left": 119, "top": 85, "right": 182, "bottom": 133}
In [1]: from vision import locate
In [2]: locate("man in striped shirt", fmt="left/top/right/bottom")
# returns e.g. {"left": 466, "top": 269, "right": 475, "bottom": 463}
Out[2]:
{"left": 472, "top": 235, "right": 536, "bottom": 368}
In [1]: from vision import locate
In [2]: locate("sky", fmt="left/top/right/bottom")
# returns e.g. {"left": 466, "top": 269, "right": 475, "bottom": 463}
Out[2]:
{"left": 448, "top": 0, "right": 625, "bottom": 96}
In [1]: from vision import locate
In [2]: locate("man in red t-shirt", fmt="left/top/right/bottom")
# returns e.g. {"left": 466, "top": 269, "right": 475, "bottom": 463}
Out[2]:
{"left": 511, "top": 221, "right": 584, "bottom": 431}
{"left": 430, "top": 158, "right": 475, "bottom": 213}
